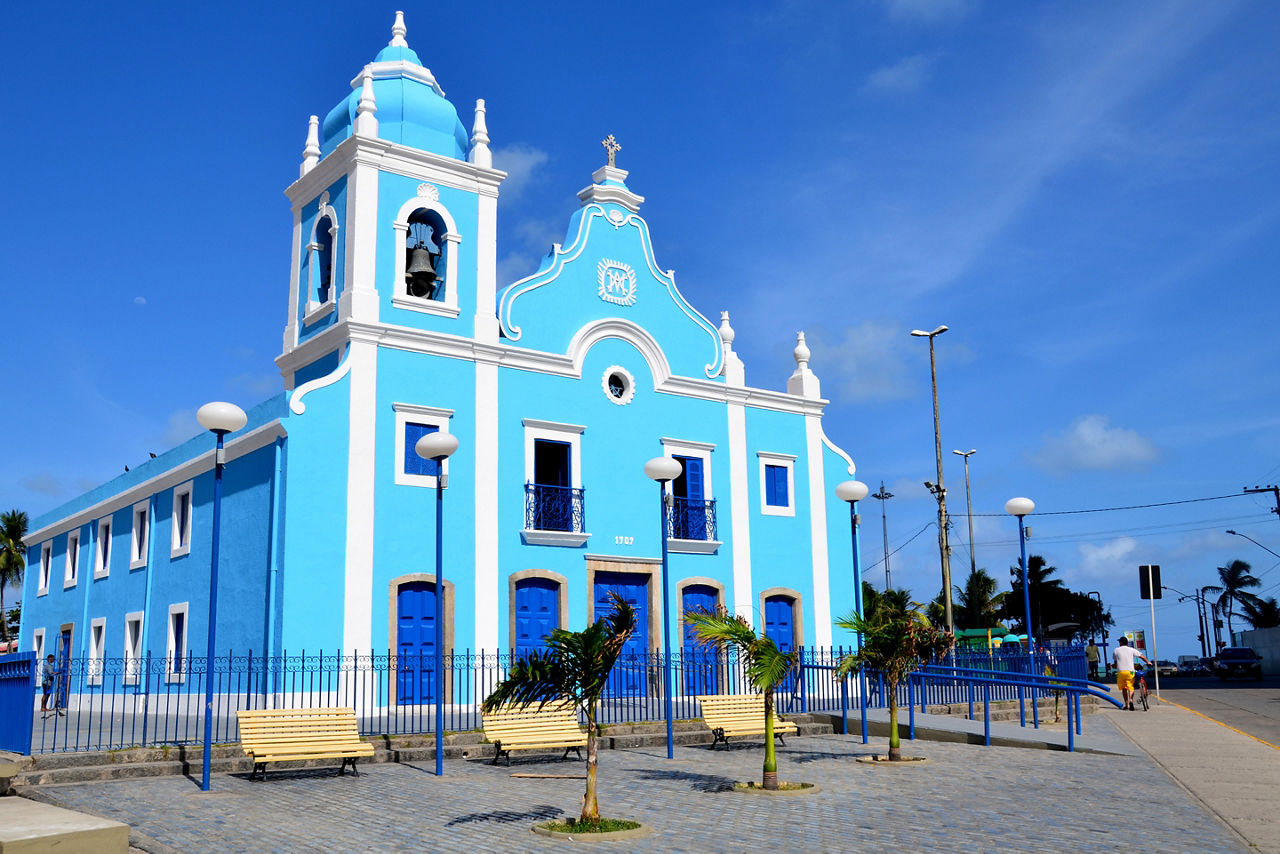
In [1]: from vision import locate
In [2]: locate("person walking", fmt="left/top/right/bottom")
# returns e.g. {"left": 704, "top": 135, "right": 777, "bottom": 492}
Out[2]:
{"left": 40, "top": 654, "right": 59, "bottom": 717}
{"left": 1085, "top": 640, "right": 1100, "bottom": 679}
{"left": 1113, "top": 636, "right": 1151, "bottom": 711}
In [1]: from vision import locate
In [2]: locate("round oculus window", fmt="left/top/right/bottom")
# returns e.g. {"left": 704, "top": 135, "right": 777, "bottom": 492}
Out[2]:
{"left": 602, "top": 366, "right": 636, "bottom": 405}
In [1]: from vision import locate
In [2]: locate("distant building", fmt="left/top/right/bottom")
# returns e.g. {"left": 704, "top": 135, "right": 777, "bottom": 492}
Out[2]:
{"left": 20, "top": 14, "right": 860, "bottom": 700}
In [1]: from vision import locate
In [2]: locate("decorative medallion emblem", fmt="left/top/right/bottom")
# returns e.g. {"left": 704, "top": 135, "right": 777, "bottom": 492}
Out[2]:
{"left": 318, "top": 190, "right": 330, "bottom": 209}
{"left": 607, "top": 210, "right": 626, "bottom": 226}
{"left": 417, "top": 183, "right": 440, "bottom": 201}
{"left": 597, "top": 259, "right": 637, "bottom": 306}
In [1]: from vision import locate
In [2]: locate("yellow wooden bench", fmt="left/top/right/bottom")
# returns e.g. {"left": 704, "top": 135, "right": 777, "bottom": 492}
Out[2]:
{"left": 481, "top": 700, "right": 587, "bottom": 766}
{"left": 699, "top": 693, "right": 798, "bottom": 749}
{"left": 236, "top": 707, "right": 374, "bottom": 781}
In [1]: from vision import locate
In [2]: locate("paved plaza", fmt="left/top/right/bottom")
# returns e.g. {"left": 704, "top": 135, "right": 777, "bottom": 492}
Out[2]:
{"left": 22, "top": 710, "right": 1260, "bottom": 853}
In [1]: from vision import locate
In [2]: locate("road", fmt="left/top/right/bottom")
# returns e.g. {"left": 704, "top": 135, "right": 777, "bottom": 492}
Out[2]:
{"left": 1151, "top": 673, "right": 1280, "bottom": 747}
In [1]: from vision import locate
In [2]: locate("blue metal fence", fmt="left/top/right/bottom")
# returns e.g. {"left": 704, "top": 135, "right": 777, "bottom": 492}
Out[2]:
{"left": 18, "top": 645, "right": 1088, "bottom": 755}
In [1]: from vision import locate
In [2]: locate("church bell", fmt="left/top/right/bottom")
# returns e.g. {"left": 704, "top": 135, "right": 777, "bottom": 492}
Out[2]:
{"left": 405, "top": 245, "right": 438, "bottom": 298}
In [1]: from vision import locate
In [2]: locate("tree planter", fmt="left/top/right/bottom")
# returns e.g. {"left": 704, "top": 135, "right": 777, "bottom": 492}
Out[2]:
{"left": 733, "top": 781, "right": 820, "bottom": 794}
{"left": 533, "top": 821, "right": 652, "bottom": 841}
{"left": 856, "top": 755, "right": 928, "bottom": 765}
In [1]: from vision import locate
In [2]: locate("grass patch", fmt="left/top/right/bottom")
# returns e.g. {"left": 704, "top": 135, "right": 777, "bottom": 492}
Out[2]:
{"left": 538, "top": 818, "right": 641, "bottom": 834}
{"left": 734, "top": 781, "right": 814, "bottom": 792}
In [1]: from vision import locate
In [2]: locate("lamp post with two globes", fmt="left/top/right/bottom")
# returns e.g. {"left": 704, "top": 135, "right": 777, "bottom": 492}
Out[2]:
{"left": 195, "top": 401, "right": 248, "bottom": 792}
{"left": 416, "top": 430, "right": 460, "bottom": 777}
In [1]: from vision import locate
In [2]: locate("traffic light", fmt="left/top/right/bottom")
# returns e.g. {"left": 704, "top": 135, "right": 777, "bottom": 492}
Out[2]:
{"left": 1139, "top": 565, "right": 1162, "bottom": 599}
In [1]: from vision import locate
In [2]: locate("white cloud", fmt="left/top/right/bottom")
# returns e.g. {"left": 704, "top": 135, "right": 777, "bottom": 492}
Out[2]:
{"left": 133, "top": 296, "right": 146, "bottom": 306}
{"left": 884, "top": 0, "right": 974, "bottom": 25}
{"left": 20, "top": 473, "right": 67, "bottom": 497}
{"left": 161, "top": 409, "right": 199, "bottom": 447}
{"left": 1034, "top": 414, "right": 1159, "bottom": 472}
{"left": 804, "top": 320, "right": 918, "bottom": 402}
{"left": 1078, "top": 536, "right": 1140, "bottom": 580}
{"left": 491, "top": 144, "right": 549, "bottom": 204}
{"left": 862, "top": 54, "right": 933, "bottom": 95}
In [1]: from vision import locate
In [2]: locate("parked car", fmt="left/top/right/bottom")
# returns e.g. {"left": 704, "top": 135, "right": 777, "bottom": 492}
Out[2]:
{"left": 1214, "top": 647, "right": 1263, "bottom": 681}
{"left": 1152, "top": 660, "right": 1180, "bottom": 677}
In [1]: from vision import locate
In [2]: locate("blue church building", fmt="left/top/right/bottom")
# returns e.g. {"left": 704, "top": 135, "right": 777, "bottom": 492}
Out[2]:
{"left": 20, "top": 14, "right": 861, "bottom": 699}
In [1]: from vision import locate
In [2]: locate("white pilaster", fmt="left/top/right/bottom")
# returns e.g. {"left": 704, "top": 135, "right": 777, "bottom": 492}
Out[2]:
{"left": 805, "top": 414, "right": 833, "bottom": 646}
{"left": 474, "top": 192, "right": 499, "bottom": 343}
{"left": 727, "top": 398, "right": 753, "bottom": 625}
{"left": 343, "top": 340, "right": 378, "bottom": 652}
{"left": 341, "top": 158, "right": 381, "bottom": 323}
{"left": 474, "top": 360, "right": 500, "bottom": 650}
{"left": 282, "top": 214, "right": 303, "bottom": 363}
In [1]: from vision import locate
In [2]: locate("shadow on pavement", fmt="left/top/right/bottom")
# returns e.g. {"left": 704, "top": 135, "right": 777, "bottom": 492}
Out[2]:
{"left": 445, "top": 804, "right": 564, "bottom": 826}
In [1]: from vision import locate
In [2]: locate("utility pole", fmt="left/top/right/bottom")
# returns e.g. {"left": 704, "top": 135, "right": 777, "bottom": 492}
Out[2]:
{"left": 1243, "top": 485, "right": 1280, "bottom": 519}
{"left": 912, "top": 325, "right": 953, "bottom": 634}
{"left": 953, "top": 449, "right": 977, "bottom": 582}
{"left": 871, "top": 482, "right": 894, "bottom": 591}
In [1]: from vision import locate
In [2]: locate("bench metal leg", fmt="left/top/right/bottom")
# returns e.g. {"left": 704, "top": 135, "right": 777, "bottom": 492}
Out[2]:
{"left": 339, "top": 757, "right": 360, "bottom": 777}
{"left": 491, "top": 743, "right": 510, "bottom": 766}
{"left": 251, "top": 762, "right": 266, "bottom": 782}
{"left": 775, "top": 733, "right": 787, "bottom": 746}
{"left": 561, "top": 746, "right": 582, "bottom": 761}
{"left": 711, "top": 728, "right": 728, "bottom": 749}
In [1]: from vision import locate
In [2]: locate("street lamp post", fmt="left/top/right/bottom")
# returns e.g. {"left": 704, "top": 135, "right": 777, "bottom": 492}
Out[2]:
{"left": 871, "top": 482, "right": 894, "bottom": 591}
{"left": 911, "top": 325, "right": 953, "bottom": 633}
{"left": 953, "top": 450, "right": 977, "bottom": 583}
{"left": 416, "top": 430, "right": 459, "bottom": 777}
{"left": 1226, "top": 529, "right": 1280, "bottom": 560}
{"left": 1005, "top": 497, "right": 1035, "bottom": 652}
{"left": 644, "top": 455, "right": 683, "bottom": 760}
{"left": 195, "top": 401, "right": 247, "bottom": 793}
{"left": 835, "top": 479, "right": 870, "bottom": 743}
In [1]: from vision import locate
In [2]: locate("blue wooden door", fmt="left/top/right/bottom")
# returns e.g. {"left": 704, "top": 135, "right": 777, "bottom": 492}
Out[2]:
{"left": 673, "top": 456, "right": 706, "bottom": 539}
{"left": 397, "top": 581, "right": 437, "bottom": 704}
{"left": 682, "top": 585, "right": 718, "bottom": 694}
{"left": 56, "top": 630, "right": 72, "bottom": 709}
{"left": 514, "top": 578, "right": 559, "bottom": 658}
{"left": 594, "top": 571, "right": 648, "bottom": 697}
{"left": 764, "top": 595, "right": 795, "bottom": 693}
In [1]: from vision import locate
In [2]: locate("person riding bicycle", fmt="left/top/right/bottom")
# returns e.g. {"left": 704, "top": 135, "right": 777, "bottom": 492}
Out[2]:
{"left": 1113, "top": 636, "right": 1152, "bottom": 711}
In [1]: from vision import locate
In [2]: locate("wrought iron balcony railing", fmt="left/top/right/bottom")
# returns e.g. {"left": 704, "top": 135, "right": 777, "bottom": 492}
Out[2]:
{"left": 668, "top": 497, "right": 717, "bottom": 541}
{"left": 524, "top": 483, "right": 585, "bottom": 533}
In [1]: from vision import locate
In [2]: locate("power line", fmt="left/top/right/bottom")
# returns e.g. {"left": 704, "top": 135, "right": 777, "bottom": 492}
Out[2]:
{"left": 861, "top": 521, "right": 935, "bottom": 573}
{"left": 972, "top": 492, "right": 1246, "bottom": 517}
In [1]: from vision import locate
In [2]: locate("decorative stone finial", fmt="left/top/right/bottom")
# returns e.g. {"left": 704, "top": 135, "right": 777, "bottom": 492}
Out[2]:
{"left": 389, "top": 11, "right": 408, "bottom": 47}
{"left": 469, "top": 99, "right": 492, "bottom": 168}
{"left": 602, "top": 134, "right": 621, "bottom": 167}
{"left": 719, "top": 311, "right": 736, "bottom": 350}
{"left": 793, "top": 331, "right": 810, "bottom": 369}
{"left": 300, "top": 115, "right": 321, "bottom": 177}
{"left": 355, "top": 68, "right": 378, "bottom": 137}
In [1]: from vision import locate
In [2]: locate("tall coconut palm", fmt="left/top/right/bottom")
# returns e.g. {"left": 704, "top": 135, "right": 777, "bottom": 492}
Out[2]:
{"left": 955, "top": 568, "right": 1004, "bottom": 630}
{"left": 685, "top": 607, "right": 797, "bottom": 790}
{"left": 1005, "top": 555, "right": 1063, "bottom": 636}
{"left": 481, "top": 593, "right": 634, "bottom": 825}
{"left": 1241, "top": 595, "right": 1280, "bottom": 630}
{"left": 0, "top": 510, "right": 29, "bottom": 643}
{"left": 835, "top": 598, "right": 953, "bottom": 761}
{"left": 1204, "top": 559, "right": 1262, "bottom": 635}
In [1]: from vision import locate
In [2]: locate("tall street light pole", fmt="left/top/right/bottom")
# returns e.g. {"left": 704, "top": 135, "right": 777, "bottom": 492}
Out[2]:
{"left": 645, "top": 455, "right": 683, "bottom": 760}
{"left": 912, "top": 325, "right": 953, "bottom": 633}
{"left": 195, "top": 401, "right": 247, "bottom": 793}
{"left": 953, "top": 449, "right": 977, "bottom": 582}
{"left": 416, "top": 430, "right": 459, "bottom": 777}
{"left": 871, "top": 482, "right": 894, "bottom": 591}
{"left": 1226, "top": 529, "right": 1280, "bottom": 560}
{"left": 1005, "top": 497, "right": 1035, "bottom": 652}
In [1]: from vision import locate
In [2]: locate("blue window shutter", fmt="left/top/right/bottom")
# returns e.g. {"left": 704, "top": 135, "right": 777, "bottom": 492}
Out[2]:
{"left": 765, "top": 464, "right": 788, "bottom": 507}
{"left": 677, "top": 456, "right": 704, "bottom": 501}
{"left": 404, "top": 423, "right": 440, "bottom": 476}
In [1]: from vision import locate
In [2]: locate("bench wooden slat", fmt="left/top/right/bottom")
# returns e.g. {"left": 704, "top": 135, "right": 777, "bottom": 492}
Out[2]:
{"left": 698, "top": 694, "right": 797, "bottom": 748}
{"left": 481, "top": 701, "right": 586, "bottom": 765}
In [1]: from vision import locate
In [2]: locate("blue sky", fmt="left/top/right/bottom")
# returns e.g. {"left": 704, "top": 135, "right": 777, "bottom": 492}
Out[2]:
{"left": 3, "top": 1, "right": 1278, "bottom": 659}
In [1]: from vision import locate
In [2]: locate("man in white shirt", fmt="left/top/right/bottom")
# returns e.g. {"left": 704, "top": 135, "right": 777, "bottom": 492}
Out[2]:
{"left": 1113, "top": 636, "right": 1152, "bottom": 711}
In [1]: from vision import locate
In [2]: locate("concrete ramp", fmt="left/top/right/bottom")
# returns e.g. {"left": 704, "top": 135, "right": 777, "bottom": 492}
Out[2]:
{"left": 0, "top": 797, "right": 128, "bottom": 854}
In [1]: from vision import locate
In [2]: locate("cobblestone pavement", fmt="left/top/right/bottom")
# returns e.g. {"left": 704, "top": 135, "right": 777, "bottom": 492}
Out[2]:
{"left": 31, "top": 720, "right": 1245, "bottom": 853}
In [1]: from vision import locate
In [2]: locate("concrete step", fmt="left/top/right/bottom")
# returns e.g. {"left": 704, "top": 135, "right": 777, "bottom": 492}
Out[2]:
{"left": 0, "top": 797, "right": 129, "bottom": 853}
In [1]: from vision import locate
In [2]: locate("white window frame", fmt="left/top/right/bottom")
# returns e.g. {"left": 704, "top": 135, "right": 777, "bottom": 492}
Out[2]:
{"left": 758, "top": 452, "right": 797, "bottom": 517}
{"left": 37, "top": 543, "right": 51, "bottom": 596}
{"left": 33, "top": 628, "right": 45, "bottom": 662}
{"left": 521, "top": 419, "right": 590, "bottom": 546}
{"left": 64, "top": 530, "right": 80, "bottom": 588}
{"left": 171, "top": 482, "right": 193, "bottom": 558}
{"left": 94, "top": 517, "right": 112, "bottom": 579}
{"left": 123, "top": 611, "right": 144, "bottom": 686}
{"left": 393, "top": 403, "right": 455, "bottom": 488}
{"left": 166, "top": 603, "right": 189, "bottom": 683}
{"left": 660, "top": 439, "right": 720, "bottom": 554}
{"left": 303, "top": 202, "right": 340, "bottom": 320}
{"left": 87, "top": 617, "right": 106, "bottom": 686}
{"left": 389, "top": 193, "right": 462, "bottom": 318}
{"left": 130, "top": 500, "right": 150, "bottom": 570}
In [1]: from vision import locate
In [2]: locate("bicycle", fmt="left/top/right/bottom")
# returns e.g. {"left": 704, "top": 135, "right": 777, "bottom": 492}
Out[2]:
{"left": 1134, "top": 669, "right": 1150, "bottom": 711}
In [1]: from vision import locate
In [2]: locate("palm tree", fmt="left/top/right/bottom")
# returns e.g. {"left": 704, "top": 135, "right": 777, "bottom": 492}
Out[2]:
{"left": 861, "top": 583, "right": 910, "bottom": 622}
{"left": 834, "top": 598, "right": 953, "bottom": 761}
{"left": 1006, "top": 555, "right": 1063, "bottom": 636}
{"left": 1204, "top": 559, "right": 1262, "bottom": 635}
{"left": 955, "top": 568, "right": 1003, "bottom": 630}
{"left": 481, "top": 593, "right": 635, "bottom": 825}
{"left": 0, "top": 510, "right": 29, "bottom": 643}
{"left": 685, "top": 607, "right": 797, "bottom": 790}
{"left": 1240, "top": 595, "right": 1279, "bottom": 630}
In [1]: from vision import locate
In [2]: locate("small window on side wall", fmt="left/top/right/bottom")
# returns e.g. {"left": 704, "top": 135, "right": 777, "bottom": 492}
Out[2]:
{"left": 757, "top": 453, "right": 796, "bottom": 517}
{"left": 172, "top": 483, "right": 193, "bottom": 558}
{"left": 38, "top": 543, "right": 51, "bottom": 595}
{"left": 95, "top": 517, "right": 112, "bottom": 578}
{"left": 312, "top": 215, "right": 336, "bottom": 305}
{"left": 393, "top": 403, "right": 455, "bottom": 488}
{"left": 65, "top": 531, "right": 80, "bottom": 587}
{"left": 167, "top": 603, "right": 189, "bottom": 683}
{"left": 130, "top": 501, "right": 149, "bottom": 569}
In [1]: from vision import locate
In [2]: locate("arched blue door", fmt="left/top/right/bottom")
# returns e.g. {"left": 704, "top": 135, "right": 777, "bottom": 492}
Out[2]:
{"left": 682, "top": 585, "right": 718, "bottom": 695}
{"left": 397, "top": 581, "right": 437, "bottom": 704}
{"left": 514, "top": 577, "right": 559, "bottom": 658}
{"left": 594, "top": 571, "right": 648, "bottom": 697}
{"left": 764, "top": 595, "right": 796, "bottom": 694}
